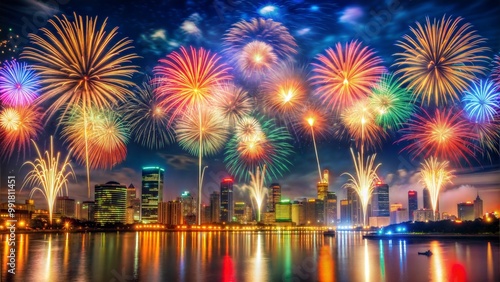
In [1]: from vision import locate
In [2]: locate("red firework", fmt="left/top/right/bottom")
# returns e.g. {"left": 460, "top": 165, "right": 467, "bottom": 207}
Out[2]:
{"left": 311, "top": 41, "right": 385, "bottom": 113}
{"left": 154, "top": 46, "right": 232, "bottom": 122}
{"left": 399, "top": 108, "right": 479, "bottom": 164}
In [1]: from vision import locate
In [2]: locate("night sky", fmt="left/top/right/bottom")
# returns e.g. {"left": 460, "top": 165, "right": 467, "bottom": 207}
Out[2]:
{"left": 1, "top": 0, "right": 499, "bottom": 216}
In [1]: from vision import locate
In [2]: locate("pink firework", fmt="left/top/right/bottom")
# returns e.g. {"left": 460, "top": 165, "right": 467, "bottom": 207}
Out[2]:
{"left": 0, "top": 61, "right": 39, "bottom": 106}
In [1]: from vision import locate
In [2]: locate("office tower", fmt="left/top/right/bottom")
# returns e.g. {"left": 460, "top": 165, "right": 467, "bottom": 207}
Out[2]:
{"left": 220, "top": 178, "right": 234, "bottom": 223}
{"left": 422, "top": 187, "right": 439, "bottom": 211}
{"left": 202, "top": 205, "right": 211, "bottom": 224}
{"left": 55, "top": 196, "right": 76, "bottom": 218}
{"left": 141, "top": 167, "right": 164, "bottom": 223}
{"left": 305, "top": 199, "right": 316, "bottom": 225}
{"left": 325, "top": 191, "right": 337, "bottom": 226}
{"left": 315, "top": 199, "right": 325, "bottom": 225}
{"left": 457, "top": 202, "right": 475, "bottom": 221}
{"left": 75, "top": 201, "right": 81, "bottom": 219}
{"left": 244, "top": 205, "right": 253, "bottom": 222}
{"left": 126, "top": 183, "right": 137, "bottom": 224}
{"left": 474, "top": 193, "right": 483, "bottom": 219}
{"left": 408, "top": 190, "right": 418, "bottom": 221}
{"left": 209, "top": 191, "right": 220, "bottom": 223}
{"left": 317, "top": 169, "right": 330, "bottom": 200}
{"left": 291, "top": 201, "right": 304, "bottom": 225}
{"left": 81, "top": 201, "right": 95, "bottom": 221}
{"left": 347, "top": 187, "right": 361, "bottom": 226}
{"left": 371, "top": 182, "right": 390, "bottom": 217}
{"left": 166, "top": 200, "right": 184, "bottom": 225}
{"left": 268, "top": 183, "right": 281, "bottom": 212}
{"left": 158, "top": 202, "right": 168, "bottom": 224}
{"left": 179, "top": 191, "right": 196, "bottom": 225}
{"left": 94, "top": 181, "right": 127, "bottom": 224}
{"left": 234, "top": 202, "right": 246, "bottom": 223}
{"left": 275, "top": 199, "right": 292, "bottom": 222}
{"left": 413, "top": 209, "right": 434, "bottom": 222}
{"left": 340, "top": 199, "right": 350, "bottom": 225}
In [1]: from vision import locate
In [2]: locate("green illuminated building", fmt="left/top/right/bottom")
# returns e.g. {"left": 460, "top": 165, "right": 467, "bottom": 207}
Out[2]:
{"left": 94, "top": 181, "right": 127, "bottom": 224}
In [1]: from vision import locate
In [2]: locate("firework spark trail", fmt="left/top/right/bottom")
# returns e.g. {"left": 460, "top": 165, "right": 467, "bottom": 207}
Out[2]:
{"left": 0, "top": 60, "right": 39, "bottom": 106}
{"left": 342, "top": 148, "right": 381, "bottom": 227}
{"left": 241, "top": 165, "right": 268, "bottom": 222}
{"left": 394, "top": 15, "right": 489, "bottom": 106}
{"left": 22, "top": 136, "right": 75, "bottom": 224}
{"left": 311, "top": 40, "right": 385, "bottom": 113}
{"left": 419, "top": 157, "right": 454, "bottom": 220}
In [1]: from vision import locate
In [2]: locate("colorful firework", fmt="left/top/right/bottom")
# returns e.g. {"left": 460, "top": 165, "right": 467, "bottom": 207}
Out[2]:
{"left": 175, "top": 106, "right": 229, "bottom": 157}
{"left": 61, "top": 104, "right": 130, "bottom": 170}
{"left": 223, "top": 18, "right": 297, "bottom": 78}
{"left": 341, "top": 99, "right": 386, "bottom": 150}
{"left": 342, "top": 148, "right": 381, "bottom": 226}
{"left": 122, "top": 77, "right": 174, "bottom": 149}
{"left": 212, "top": 83, "right": 254, "bottom": 126}
{"left": 369, "top": 73, "right": 414, "bottom": 130}
{"left": 394, "top": 16, "right": 488, "bottom": 105}
{"left": 399, "top": 108, "right": 479, "bottom": 164}
{"left": 235, "top": 116, "right": 263, "bottom": 142}
{"left": 492, "top": 54, "right": 500, "bottom": 86}
{"left": 462, "top": 79, "right": 500, "bottom": 123}
{"left": 240, "top": 165, "right": 268, "bottom": 222}
{"left": 261, "top": 63, "right": 309, "bottom": 120}
{"left": 419, "top": 157, "right": 454, "bottom": 220}
{"left": 225, "top": 115, "right": 293, "bottom": 182}
{"left": 21, "top": 13, "right": 139, "bottom": 120}
{"left": 468, "top": 116, "right": 500, "bottom": 158}
{"left": 22, "top": 136, "right": 75, "bottom": 224}
{"left": 0, "top": 60, "right": 39, "bottom": 106}
{"left": 311, "top": 40, "right": 385, "bottom": 112}
{"left": 154, "top": 46, "right": 232, "bottom": 123}
{"left": 0, "top": 105, "right": 43, "bottom": 159}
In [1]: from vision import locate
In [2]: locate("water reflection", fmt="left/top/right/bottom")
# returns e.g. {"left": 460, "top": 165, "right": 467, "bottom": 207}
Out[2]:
{"left": 0, "top": 232, "right": 498, "bottom": 281}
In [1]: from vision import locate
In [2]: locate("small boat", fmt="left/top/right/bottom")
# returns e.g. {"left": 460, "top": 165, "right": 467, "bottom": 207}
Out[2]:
{"left": 418, "top": 250, "right": 433, "bottom": 256}
{"left": 323, "top": 228, "right": 335, "bottom": 236}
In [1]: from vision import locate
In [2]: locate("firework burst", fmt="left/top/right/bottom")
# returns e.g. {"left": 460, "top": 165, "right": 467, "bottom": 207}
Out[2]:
{"left": 342, "top": 148, "right": 381, "bottom": 226}
{"left": 0, "top": 105, "right": 43, "bottom": 159}
{"left": 311, "top": 40, "right": 385, "bottom": 112}
{"left": 225, "top": 115, "right": 293, "bottom": 182}
{"left": 154, "top": 46, "right": 232, "bottom": 122}
{"left": 261, "top": 63, "right": 309, "bottom": 120}
{"left": 22, "top": 136, "right": 75, "bottom": 224}
{"left": 0, "top": 60, "right": 39, "bottom": 106}
{"left": 369, "top": 73, "right": 415, "bottom": 130}
{"left": 235, "top": 116, "right": 263, "bottom": 142}
{"left": 341, "top": 99, "right": 386, "bottom": 150}
{"left": 175, "top": 106, "right": 229, "bottom": 157}
{"left": 212, "top": 83, "right": 253, "bottom": 126}
{"left": 399, "top": 108, "right": 479, "bottom": 164}
{"left": 240, "top": 165, "right": 268, "bottom": 222}
{"left": 462, "top": 79, "right": 500, "bottom": 123}
{"left": 492, "top": 54, "right": 500, "bottom": 86}
{"left": 394, "top": 15, "right": 489, "bottom": 106}
{"left": 122, "top": 77, "right": 174, "bottom": 149}
{"left": 237, "top": 41, "right": 278, "bottom": 78}
{"left": 21, "top": 13, "right": 139, "bottom": 120}
{"left": 419, "top": 157, "right": 454, "bottom": 220}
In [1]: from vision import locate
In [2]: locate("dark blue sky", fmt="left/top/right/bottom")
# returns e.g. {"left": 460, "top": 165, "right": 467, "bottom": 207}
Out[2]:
{"left": 1, "top": 0, "right": 499, "bottom": 214}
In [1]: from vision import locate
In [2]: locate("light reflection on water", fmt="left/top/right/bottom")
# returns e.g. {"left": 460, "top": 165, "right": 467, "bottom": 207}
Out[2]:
{"left": 1, "top": 231, "right": 498, "bottom": 281}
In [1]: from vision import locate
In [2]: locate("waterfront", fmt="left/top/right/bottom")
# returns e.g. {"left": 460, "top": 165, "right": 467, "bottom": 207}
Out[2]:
{"left": 1, "top": 231, "right": 498, "bottom": 281}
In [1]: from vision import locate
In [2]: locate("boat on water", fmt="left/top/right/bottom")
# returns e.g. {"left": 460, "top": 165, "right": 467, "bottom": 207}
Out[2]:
{"left": 323, "top": 229, "right": 335, "bottom": 236}
{"left": 418, "top": 250, "right": 433, "bottom": 256}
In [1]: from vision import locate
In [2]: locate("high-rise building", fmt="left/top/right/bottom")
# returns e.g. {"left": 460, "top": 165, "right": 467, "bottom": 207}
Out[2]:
{"left": 315, "top": 199, "right": 325, "bottom": 225}
{"left": 209, "top": 191, "right": 220, "bottom": 223}
{"left": 408, "top": 190, "right": 418, "bottom": 221}
{"left": 220, "top": 178, "right": 234, "bottom": 223}
{"left": 158, "top": 201, "right": 168, "bottom": 224}
{"left": 244, "top": 205, "right": 253, "bottom": 223}
{"left": 317, "top": 169, "right": 330, "bottom": 200}
{"left": 325, "top": 191, "right": 337, "bottom": 226}
{"left": 75, "top": 201, "right": 81, "bottom": 219}
{"left": 81, "top": 201, "right": 95, "bottom": 221}
{"left": 347, "top": 188, "right": 361, "bottom": 226}
{"left": 94, "top": 181, "right": 127, "bottom": 224}
{"left": 457, "top": 202, "right": 475, "bottom": 221}
{"left": 474, "top": 193, "right": 483, "bottom": 219}
{"left": 275, "top": 199, "right": 292, "bottom": 222}
{"left": 55, "top": 196, "right": 76, "bottom": 218}
{"left": 423, "top": 187, "right": 439, "bottom": 211}
{"left": 141, "top": 167, "right": 164, "bottom": 223}
{"left": 340, "top": 199, "right": 350, "bottom": 225}
{"left": 165, "top": 200, "right": 184, "bottom": 225}
{"left": 291, "top": 201, "right": 304, "bottom": 225}
{"left": 268, "top": 183, "right": 281, "bottom": 212}
{"left": 305, "top": 199, "right": 316, "bottom": 225}
{"left": 126, "top": 183, "right": 138, "bottom": 224}
{"left": 371, "top": 182, "right": 389, "bottom": 217}
{"left": 202, "top": 205, "right": 211, "bottom": 224}
{"left": 234, "top": 202, "right": 246, "bottom": 223}
{"left": 179, "top": 191, "right": 196, "bottom": 225}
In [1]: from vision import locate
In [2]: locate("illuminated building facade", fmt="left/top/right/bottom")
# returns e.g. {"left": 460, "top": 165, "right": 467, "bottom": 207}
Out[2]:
{"left": 141, "top": 167, "right": 164, "bottom": 223}
{"left": 220, "top": 178, "right": 234, "bottom": 223}
{"left": 275, "top": 200, "right": 292, "bottom": 222}
{"left": 474, "top": 193, "right": 483, "bottom": 219}
{"left": 347, "top": 187, "right": 362, "bottom": 226}
{"left": 81, "top": 201, "right": 95, "bottom": 221}
{"left": 268, "top": 183, "right": 281, "bottom": 212}
{"left": 457, "top": 202, "right": 475, "bottom": 221}
{"left": 94, "top": 181, "right": 127, "bottom": 224}
{"left": 179, "top": 191, "right": 196, "bottom": 225}
{"left": 234, "top": 202, "right": 246, "bottom": 223}
{"left": 325, "top": 191, "right": 337, "bottom": 226}
{"left": 408, "top": 190, "right": 418, "bottom": 221}
{"left": 371, "top": 182, "right": 389, "bottom": 217}
{"left": 209, "top": 191, "right": 220, "bottom": 223}
{"left": 291, "top": 201, "right": 305, "bottom": 225}
{"left": 340, "top": 199, "right": 350, "bottom": 225}
{"left": 317, "top": 169, "right": 330, "bottom": 200}
{"left": 55, "top": 196, "right": 75, "bottom": 218}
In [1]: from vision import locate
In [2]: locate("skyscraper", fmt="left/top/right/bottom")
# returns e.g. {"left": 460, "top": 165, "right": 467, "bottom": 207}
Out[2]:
{"left": 371, "top": 182, "right": 389, "bottom": 217}
{"left": 234, "top": 202, "right": 246, "bottom": 223}
{"left": 141, "top": 167, "right": 164, "bottom": 223}
{"left": 340, "top": 199, "right": 350, "bottom": 225}
{"left": 325, "top": 191, "right": 337, "bottom": 226}
{"left": 126, "top": 183, "right": 138, "bottom": 224}
{"left": 275, "top": 199, "right": 292, "bottom": 222}
{"left": 220, "top": 178, "right": 234, "bottom": 223}
{"left": 209, "top": 191, "right": 220, "bottom": 223}
{"left": 474, "top": 193, "right": 483, "bottom": 219}
{"left": 268, "top": 183, "right": 281, "bottom": 212}
{"left": 55, "top": 196, "right": 75, "bottom": 218}
{"left": 317, "top": 169, "right": 330, "bottom": 200}
{"left": 457, "top": 202, "right": 475, "bottom": 221}
{"left": 94, "top": 181, "right": 127, "bottom": 224}
{"left": 347, "top": 187, "right": 361, "bottom": 226}
{"left": 179, "top": 191, "right": 196, "bottom": 225}
{"left": 408, "top": 190, "right": 418, "bottom": 221}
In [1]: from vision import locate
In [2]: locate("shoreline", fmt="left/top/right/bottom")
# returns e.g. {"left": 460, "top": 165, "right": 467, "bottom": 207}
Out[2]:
{"left": 363, "top": 233, "right": 500, "bottom": 240}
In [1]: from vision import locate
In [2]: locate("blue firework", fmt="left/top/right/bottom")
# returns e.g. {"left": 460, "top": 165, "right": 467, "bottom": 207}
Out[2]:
{"left": 0, "top": 60, "right": 39, "bottom": 106}
{"left": 462, "top": 79, "right": 500, "bottom": 123}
